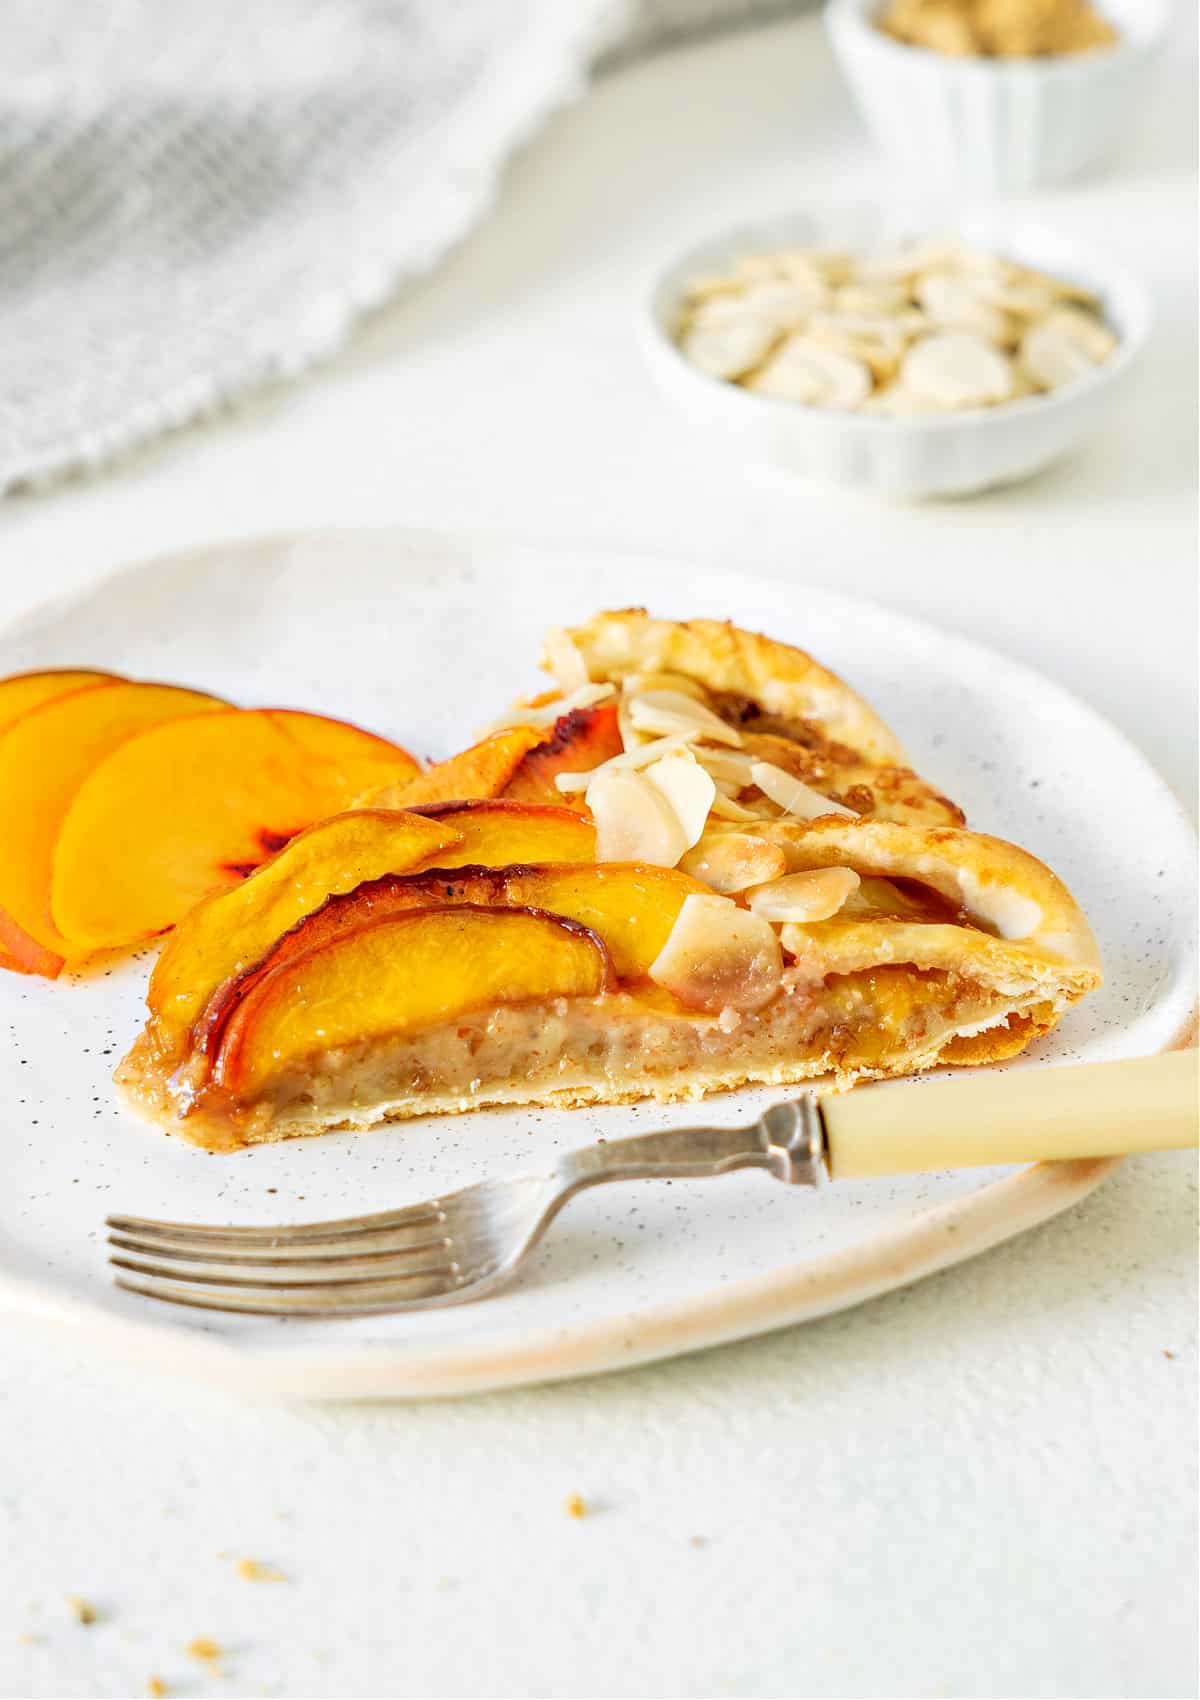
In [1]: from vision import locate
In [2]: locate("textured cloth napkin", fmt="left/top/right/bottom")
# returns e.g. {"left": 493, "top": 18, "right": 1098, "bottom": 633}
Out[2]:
{"left": 0, "top": 0, "right": 792, "bottom": 495}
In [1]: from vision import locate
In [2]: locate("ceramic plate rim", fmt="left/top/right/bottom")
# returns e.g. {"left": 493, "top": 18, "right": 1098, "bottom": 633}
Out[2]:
{"left": 0, "top": 527, "right": 1194, "bottom": 1403}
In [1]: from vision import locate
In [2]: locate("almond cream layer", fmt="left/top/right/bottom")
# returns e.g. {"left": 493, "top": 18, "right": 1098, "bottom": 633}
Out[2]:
{"left": 116, "top": 967, "right": 1061, "bottom": 1151}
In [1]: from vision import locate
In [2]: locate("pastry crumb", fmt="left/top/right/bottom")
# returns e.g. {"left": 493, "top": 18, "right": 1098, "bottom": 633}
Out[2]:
{"left": 1164, "top": 1348, "right": 1176, "bottom": 1360}
{"left": 147, "top": 1678, "right": 167, "bottom": 1698}
{"left": 235, "top": 1557, "right": 287, "bottom": 1582}
{"left": 186, "top": 1636, "right": 223, "bottom": 1669}
{"left": 17, "top": 1632, "right": 40, "bottom": 1646}
{"left": 565, "top": 1493, "right": 587, "bottom": 1519}
{"left": 688, "top": 1534, "right": 709, "bottom": 1548}
{"left": 66, "top": 1595, "right": 97, "bottom": 1625}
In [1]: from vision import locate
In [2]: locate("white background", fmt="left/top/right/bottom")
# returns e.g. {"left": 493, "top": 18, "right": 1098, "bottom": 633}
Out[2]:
{"left": 0, "top": 9, "right": 1195, "bottom": 1698}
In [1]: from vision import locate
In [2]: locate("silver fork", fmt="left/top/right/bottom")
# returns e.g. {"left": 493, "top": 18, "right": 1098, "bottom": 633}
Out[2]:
{"left": 107, "top": 1101, "right": 825, "bottom": 1317}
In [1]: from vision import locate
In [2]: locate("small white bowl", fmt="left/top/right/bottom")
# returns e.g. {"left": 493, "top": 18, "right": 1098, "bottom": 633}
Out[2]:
{"left": 638, "top": 207, "right": 1150, "bottom": 500}
{"left": 825, "top": 0, "right": 1168, "bottom": 192}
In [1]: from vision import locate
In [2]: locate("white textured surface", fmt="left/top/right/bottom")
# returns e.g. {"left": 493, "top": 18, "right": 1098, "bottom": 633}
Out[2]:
{"left": 0, "top": 10, "right": 1196, "bottom": 1697}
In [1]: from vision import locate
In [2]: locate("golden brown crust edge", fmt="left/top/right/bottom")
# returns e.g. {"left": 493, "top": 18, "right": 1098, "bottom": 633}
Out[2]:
{"left": 559, "top": 609, "right": 909, "bottom": 766}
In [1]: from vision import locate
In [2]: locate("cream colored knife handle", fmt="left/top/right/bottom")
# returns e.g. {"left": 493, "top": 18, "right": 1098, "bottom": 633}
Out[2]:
{"left": 821, "top": 1051, "right": 1199, "bottom": 1179}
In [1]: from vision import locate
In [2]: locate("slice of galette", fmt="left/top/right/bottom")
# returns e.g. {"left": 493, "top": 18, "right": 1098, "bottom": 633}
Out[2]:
{"left": 116, "top": 612, "right": 1100, "bottom": 1150}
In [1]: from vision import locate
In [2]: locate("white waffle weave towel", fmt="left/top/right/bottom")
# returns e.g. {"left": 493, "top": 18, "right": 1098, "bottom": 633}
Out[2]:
{"left": 0, "top": 0, "right": 792, "bottom": 494}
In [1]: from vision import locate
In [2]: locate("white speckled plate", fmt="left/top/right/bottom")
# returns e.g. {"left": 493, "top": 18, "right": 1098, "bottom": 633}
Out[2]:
{"left": 0, "top": 531, "right": 1194, "bottom": 1401}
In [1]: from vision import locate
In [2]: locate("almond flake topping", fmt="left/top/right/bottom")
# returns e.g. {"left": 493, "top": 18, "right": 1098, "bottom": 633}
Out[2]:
{"left": 691, "top": 746, "right": 758, "bottom": 785}
{"left": 542, "top": 627, "right": 591, "bottom": 694}
{"left": 745, "top": 867, "right": 861, "bottom": 924}
{"left": 679, "top": 833, "right": 788, "bottom": 894}
{"left": 628, "top": 689, "right": 743, "bottom": 747}
{"left": 643, "top": 750, "right": 716, "bottom": 849}
{"left": 750, "top": 761, "right": 855, "bottom": 819}
{"left": 709, "top": 793, "right": 760, "bottom": 821}
{"left": 649, "top": 893, "right": 782, "bottom": 1013}
{"left": 586, "top": 767, "right": 691, "bottom": 867}
{"left": 482, "top": 682, "right": 614, "bottom": 736}
{"left": 553, "top": 733, "right": 697, "bottom": 794}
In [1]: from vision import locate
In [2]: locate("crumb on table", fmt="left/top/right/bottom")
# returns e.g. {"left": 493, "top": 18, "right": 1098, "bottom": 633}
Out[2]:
{"left": 186, "top": 1636, "right": 223, "bottom": 1668}
{"left": 564, "top": 1493, "right": 587, "bottom": 1519}
{"left": 235, "top": 1557, "right": 287, "bottom": 1582}
{"left": 66, "top": 1596, "right": 97, "bottom": 1626}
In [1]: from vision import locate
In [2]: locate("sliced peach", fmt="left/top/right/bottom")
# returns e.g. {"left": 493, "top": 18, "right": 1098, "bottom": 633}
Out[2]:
{"left": 0, "top": 670, "right": 116, "bottom": 735}
{"left": 0, "top": 916, "right": 68, "bottom": 979}
{"left": 199, "top": 860, "right": 708, "bottom": 1056}
{"left": 0, "top": 680, "right": 226, "bottom": 972}
{"left": 273, "top": 710, "right": 419, "bottom": 790}
{"left": 409, "top": 799, "right": 596, "bottom": 868}
{"left": 502, "top": 703, "right": 624, "bottom": 805}
{"left": 147, "top": 809, "right": 465, "bottom": 1040}
{"left": 213, "top": 906, "right": 612, "bottom": 1098}
{"left": 0, "top": 673, "right": 123, "bottom": 973}
{"left": 298, "top": 862, "right": 707, "bottom": 981}
{"left": 366, "top": 725, "right": 546, "bottom": 809}
{"left": 50, "top": 708, "right": 422, "bottom": 953}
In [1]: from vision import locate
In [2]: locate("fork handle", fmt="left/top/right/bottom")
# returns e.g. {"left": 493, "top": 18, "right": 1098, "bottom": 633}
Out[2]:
{"left": 822, "top": 1051, "right": 1199, "bottom": 1179}
{"left": 556, "top": 1104, "right": 823, "bottom": 1191}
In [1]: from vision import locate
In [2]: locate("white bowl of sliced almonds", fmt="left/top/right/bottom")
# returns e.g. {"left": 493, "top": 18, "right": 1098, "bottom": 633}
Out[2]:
{"left": 641, "top": 209, "right": 1149, "bottom": 498}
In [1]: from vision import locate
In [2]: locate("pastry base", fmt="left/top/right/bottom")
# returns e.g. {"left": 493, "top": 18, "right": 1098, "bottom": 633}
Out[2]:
{"left": 117, "top": 967, "right": 1065, "bottom": 1152}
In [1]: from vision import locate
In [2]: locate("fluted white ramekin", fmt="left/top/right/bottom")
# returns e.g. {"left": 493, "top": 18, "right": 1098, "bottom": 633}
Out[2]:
{"left": 637, "top": 206, "right": 1150, "bottom": 499}
{"left": 824, "top": 0, "right": 1168, "bottom": 192}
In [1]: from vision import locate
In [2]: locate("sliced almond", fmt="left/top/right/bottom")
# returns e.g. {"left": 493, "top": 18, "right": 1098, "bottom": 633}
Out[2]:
{"left": 745, "top": 866, "right": 861, "bottom": 923}
{"left": 542, "top": 627, "right": 591, "bottom": 694}
{"left": 691, "top": 745, "right": 759, "bottom": 786}
{"left": 477, "top": 682, "right": 615, "bottom": 738}
{"left": 915, "top": 273, "right": 1019, "bottom": 347}
{"left": 628, "top": 689, "right": 743, "bottom": 747}
{"left": 649, "top": 893, "right": 782, "bottom": 1013}
{"left": 736, "top": 279, "right": 827, "bottom": 330}
{"left": 750, "top": 761, "right": 855, "bottom": 819}
{"left": 679, "top": 316, "right": 777, "bottom": 381}
{"left": 835, "top": 280, "right": 911, "bottom": 317}
{"left": 679, "top": 833, "right": 788, "bottom": 894}
{"left": 625, "top": 670, "right": 709, "bottom": 703}
{"left": 586, "top": 767, "right": 690, "bottom": 867}
{"left": 746, "top": 338, "right": 872, "bottom": 410}
{"left": 710, "top": 792, "right": 761, "bottom": 821}
{"left": 643, "top": 750, "right": 717, "bottom": 849}
{"left": 902, "top": 332, "right": 1015, "bottom": 409}
{"left": 862, "top": 239, "right": 972, "bottom": 283}
{"left": 554, "top": 733, "right": 696, "bottom": 794}
{"left": 1020, "top": 307, "right": 1117, "bottom": 390}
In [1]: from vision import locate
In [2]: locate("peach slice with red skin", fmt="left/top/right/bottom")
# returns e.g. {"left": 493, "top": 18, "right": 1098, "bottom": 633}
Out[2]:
{"left": 0, "top": 671, "right": 125, "bottom": 971}
{"left": 146, "top": 808, "right": 465, "bottom": 1042}
{"left": 501, "top": 703, "right": 624, "bottom": 806}
{"left": 197, "top": 860, "right": 708, "bottom": 1059}
{"left": 0, "top": 669, "right": 163, "bottom": 975}
{"left": 365, "top": 726, "right": 546, "bottom": 809}
{"left": 408, "top": 799, "right": 596, "bottom": 868}
{"left": 0, "top": 680, "right": 227, "bottom": 974}
{"left": 50, "top": 708, "right": 420, "bottom": 954}
{"left": 212, "top": 905, "right": 613, "bottom": 1099}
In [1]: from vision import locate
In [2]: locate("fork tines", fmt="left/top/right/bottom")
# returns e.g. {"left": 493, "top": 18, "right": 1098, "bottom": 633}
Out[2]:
{"left": 105, "top": 1201, "right": 471, "bottom": 1317}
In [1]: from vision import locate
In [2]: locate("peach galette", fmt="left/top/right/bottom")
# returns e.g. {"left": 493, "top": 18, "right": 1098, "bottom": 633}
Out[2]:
{"left": 116, "top": 612, "right": 1100, "bottom": 1151}
{"left": 0, "top": 668, "right": 419, "bottom": 977}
